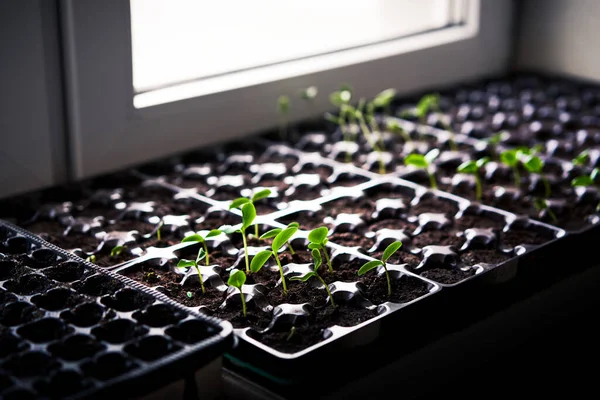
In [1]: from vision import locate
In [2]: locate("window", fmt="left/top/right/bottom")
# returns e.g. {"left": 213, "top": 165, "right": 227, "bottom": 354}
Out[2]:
{"left": 131, "top": 0, "right": 467, "bottom": 107}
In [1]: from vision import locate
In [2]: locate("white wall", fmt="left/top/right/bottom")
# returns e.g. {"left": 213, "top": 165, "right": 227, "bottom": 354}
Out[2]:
{"left": 516, "top": 0, "right": 600, "bottom": 82}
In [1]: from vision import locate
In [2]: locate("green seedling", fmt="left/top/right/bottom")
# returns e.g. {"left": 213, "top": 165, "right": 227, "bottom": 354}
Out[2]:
{"left": 371, "top": 88, "right": 397, "bottom": 115}
{"left": 277, "top": 95, "right": 290, "bottom": 139}
{"left": 260, "top": 222, "right": 299, "bottom": 255}
{"left": 220, "top": 202, "right": 257, "bottom": 273}
{"left": 110, "top": 245, "right": 125, "bottom": 257}
{"left": 533, "top": 198, "right": 558, "bottom": 222}
{"left": 572, "top": 168, "right": 600, "bottom": 212}
{"left": 186, "top": 291, "right": 193, "bottom": 299}
{"left": 404, "top": 149, "right": 440, "bottom": 189}
{"left": 228, "top": 269, "right": 247, "bottom": 317}
{"left": 485, "top": 131, "right": 509, "bottom": 156}
{"left": 307, "top": 226, "right": 333, "bottom": 273}
{"left": 286, "top": 326, "right": 296, "bottom": 341}
{"left": 291, "top": 249, "right": 335, "bottom": 307}
{"left": 500, "top": 149, "right": 522, "bottom": 188}
{"left": 180, "top": 229, "right": 222, "bottom": 266}
{"left": 230, "top": 189, "right": 272, "bottom": 237}
{"left": 358, "top": 241, "right": 403, "bottom": 297}
{"left": 156, "top": 219, "right": 164, "bottom": 241}
{"left": 521, "top": 154, "right": 551, "bottom": 197}
{"left": 415, "top": 93, "right": 457, "bottom": 151}
{"left": 386, "top": 119, "right": 411, "bottom": 143}
{"left": 572, "top": 149, "right": 590, "bottom": 167}
{"left": 85, "top": 255, "right": 96, "bottom": 263}
{"left": 177, "top": 248, "right": 207, "bottom": 293}
{"left": 327, "top": 86, "right": 354, "bottom": 162}
{"left": 346, "top": 104, "right": 386, "bottom": 174}
{"left": 250, "top": 224, "right": 299, "bottom": 295}
{"left": 457, "top": 157, "right": 490, "bottom": 201}
{"left": 300, "top": 86, "right": 318, "bottom": 101}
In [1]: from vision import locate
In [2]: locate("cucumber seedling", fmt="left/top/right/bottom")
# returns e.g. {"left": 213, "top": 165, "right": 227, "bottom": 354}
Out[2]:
{"left": 110, "top": 245, "right": 126, "bottom": 257}
{"left": 291, "top": 249, "right": 335, "bottom": 307}
{"left": 180, "top": 229, "right": 223, "bottom": 266}
{"left": 230, "top": 188, "right": 272, "bottom": 237}
{"left": 260, "top": 222, "right": 299, "bottom": 255}
{"left": 228, "top": 269, "right": 247, "bottom": 317}
{"left": 177, "top": 248, "right": 208, "bottom": 293}
{"left": 415, "top": 93, "right": 457, "bottom": 151}
{"left": 404, "top": 149, "right": 440, "bottom": 189}
{"left": 250, "top": 224, "right": 299, "bottom": 295}
{"left": 371, "top": 88, "right": 397, "bottom": 116}
{"left": 358, "top": 241, "right": 403, "bottom": 297}
{"left": 220, "top": 202, "right": 257, "bottom": 273}
{"left": 307, "top": 226, "right": 333, "bottom": 272}
{"left": 500, "top": 149, "right": 522, "bottom": 188}
{"left": 277, "top": 95, "right": 290, "bottom": 139}
{"left": 457, "top": 156, "right": 490, "bottom": 201}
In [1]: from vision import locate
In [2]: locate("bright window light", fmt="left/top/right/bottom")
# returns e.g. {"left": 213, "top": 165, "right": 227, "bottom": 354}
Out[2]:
{"left": 130, "top": 0, "right": 465, "bottom": 106}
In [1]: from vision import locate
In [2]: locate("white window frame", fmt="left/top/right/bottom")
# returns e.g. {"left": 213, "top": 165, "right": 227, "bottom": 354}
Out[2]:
{"left": 61, "top": 0, "right": 514, "bottom": 180}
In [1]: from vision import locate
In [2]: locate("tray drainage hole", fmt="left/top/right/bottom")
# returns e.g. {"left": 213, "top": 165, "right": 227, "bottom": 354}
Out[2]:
{"left": 91, "top": 319, "right": 149, "bottom": 344}
{"left": 81, "top": 352, "right": 139, "bottom": 381}
{"left": 61, "top": 302, "right": 111, "bottom": 327}
{"left": 3, "top": 237, "right": 30, "bottom": 255}
{"left": 4, "top": 273, "right": 55, "bottom": 295}
{"left": 0, "top": 332, "right": 29, "bottom": 359}
{"left": 125, "top": 335, "right": 182, "bottom": 362}
{"left": 2, "top": 351, "right": 60, "bottom": 378}
{"left": 0, "top": 301, "right": 44, "bottom": 326}
{"left": 101, "top": 287, "right": 155, "bottom": 312}
{"left": 28, "top": 248, "right": 59, "bottom": 269}
{"left": 48, "top": 334, "right": 106, "bottom": 361}
{"left": 132, "top": 303, "right": 187, "bottom": 328}
{"left": 31, "top": 287, "right": 80, "bottom": 312}
{"left": 17, "top": 317, "right": 73, "bottom": 343}
{"left": 0, "top": 371, "right": 14, "bottom": 391}
{"left": 166, "top": 319, "right": 220, "bottom": 344}
{"left": 43, "top": 261, "right": 89, "bottom": 282}
{"left": 34, "top": 370, "right": 93, "bottom": 399}
{"left": 75, "top": 274, "right": 124, "bottom": 296}
{"left": 0, "top": 260, "right": 17, "bottom": 280}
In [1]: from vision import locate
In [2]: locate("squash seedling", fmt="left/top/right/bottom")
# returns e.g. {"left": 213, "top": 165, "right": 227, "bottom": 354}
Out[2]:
{"left": 177, "top": 248, "right": 208, "bottom": 294}
{"left": 404, "top": 149, "right": 440, "bottom": 189}
{"left": 277, "top": 95, "right": 290, "bottom": 139}
{"left": 358, "top": 241, "right": 403, "bottom": 297}
{"left": 415, "top": 93, "right": 457, "bottom": 151}
{"left": 500, "top": 149, "right": 522, "bottom": 188}
{"left": 230, "top": 189, "right": 272, "bottom": 237}
{"left": 307, "top": 226, "right": 333, "bottom": 273}
{"left": 250, "top": 224, "right": 299, "bottom": 295}
{"left": 110, "top": 245, "right": 126, "bottom": 257}
{"left": 220, "top": 202, "right": 256, "bottom": 273}
{"left": 291, "top": 249, "right": 335, "bottom": 307}
{"left": 386, "top": 119, "right": 411, "bottom": 143}
{"left": 457, "top": 156, "right": 490, "bottom": 201}
{"left": 260, "top": 222, "right": 299, "bottom": 255}
{"left": 533, "top": 198, "right": 558, "bottom": 222}
{"left": 228, "top": 269, "right": 247, "bottom": 317}
{"left": 180, "top": 229, "right": 222, "bottom": 266}
{"left": 521, "top": 154, "right": 551, "bottom": 197}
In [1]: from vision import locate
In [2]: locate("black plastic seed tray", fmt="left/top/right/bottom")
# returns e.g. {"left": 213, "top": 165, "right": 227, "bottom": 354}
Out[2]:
{"left": 0, "top": 220, "right": 234, "bottom": 400}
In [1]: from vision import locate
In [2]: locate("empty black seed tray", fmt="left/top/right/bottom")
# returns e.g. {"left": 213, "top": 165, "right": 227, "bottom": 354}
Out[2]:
{"left": 0, "top": 221, "right": 234, "bottom": 400}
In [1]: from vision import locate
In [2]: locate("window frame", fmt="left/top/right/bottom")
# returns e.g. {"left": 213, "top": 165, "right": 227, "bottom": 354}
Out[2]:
{"left": 61, "top": 0, "right": 514, "bottom": 180}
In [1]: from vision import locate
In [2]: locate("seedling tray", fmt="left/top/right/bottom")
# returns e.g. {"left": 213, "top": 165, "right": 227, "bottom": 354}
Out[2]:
{"left": 0, "top": 220, "right": 234, "bottom": 399}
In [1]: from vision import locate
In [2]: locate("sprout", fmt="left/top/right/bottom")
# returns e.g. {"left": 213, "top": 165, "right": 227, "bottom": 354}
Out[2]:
{"left": 307, "top": 226, "right": 332, "bottom": 272}
{"left": 260, "top": 222, "right": 299, "bottom": 255}
{"left": 300, "top": 86, "right": 318, "bottom": 100}
{"left": 485, "top": 131, "right": 509, "bottom": 156}
{"left": 457, "top": 157, "right": 489, "bottom": 201}
{"left": 186, "top": 291, "right": 193, "bottom": 299}
{"left": 357, "top": 241, "right": 402, "bottom": 297}
{"left": 572, "top": 149, "right": 590, "bottom": 167}
{"left": 230, "top": 189, "right": 272, "bottom": 237}
{"left": 110, "top": 245, "right": 125, "bottom": 257}
{"left": 327, "top": 86, "right": 354, "bottom": 163}
{"left": 346, "top": 104, "right": 386, "bottom": 174}
{"left": 415, "top": 93, "right": 457, "bottom": 151}
{"left": 177, "top": 248, "right": 207, "bottom": 293}
{"left": 85, "top": 255, "right": 96, "bottom": 263}
{"left": 220, "top": 203, "right": 256, "bottom": 273}
{"left": 291, "top": 249, "right": 335, "bottom": 307}
{"left": 572, "top": 167, "right": 599, "bottom": 187}
{"left": 156, "top": 219, "right": 164, "bottom": 241}
{"left": 277, "top": 95, "right": 290, "bottom": 139}
{"left": 228, "top": 269, "right": 247, "bottom": 317}
{"left": 500, "top": 149, "right": 522, "bottom": 188}
{"left": 404, "top": 149, "right": 440, "bottom": 189}
{"left": 386, "top": 119, "right": 411, "bottom": 143}
{"left": 521, "top": 154, "right": 551, "bottom": 197}
{"left": 533, "top": 198, "right": 557, "bottom": 222}
{"left": 250, "top": 224, "right": 299, "bottom": 295}
{"left": 181, "top": 229, "right": 222, "bottom": 266}
{"left": 371, "top": 88, "right": 397, "bottom": 113}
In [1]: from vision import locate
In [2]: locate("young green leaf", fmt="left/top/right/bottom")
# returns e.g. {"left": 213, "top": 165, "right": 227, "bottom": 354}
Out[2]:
{"left": 372, "top": 88, "right": 397, "bottom": 109}
{"left": 218, "top": 225, "right": 237, "bottom": 234}
{"left": 241, "top": 202, "right": 256, "bottom": 231}
{"left": 522, "top": 155, "right": 544, "bottom": 173}
{"left": 311, "top": 248, "right": 322, "bottom": 270}
{"left": 259, "top": 228, "right": 281, "bottom": 240}
{"left": 324, "top": 112, "right": 342, "bottom": 125}
{"left": 307, "top": 243, "right": 321, "bottom": 250}
{"left": 85, "top": 255, "right": 96, "bottom": 263}
{"left": 487, "top": 131, "right": 509, "bottom": 145}
{"left": 177, "top": 259, "right": 196, "bottom": 268}
{"left": 300, "top": 86, "right": 318, "bottom": 100}
{"left": 404, "top": 153, "right": 428, "bottom": 168}
{"left": 308, "top": 226, "right": 328, "bottom": 244}
{"left": 206, "top": 229, "right": 222, "bottom": 238}
{"left": 250, "top": 250, "right": 272, "bottom": 273}
{"left": 228, "top": 269, "right": 246, "bottom": 288}
{"left": 476, "top": 157, "right": 490, "bottom": 168}
{"left": 287, "top": 222, "right": 300, "bottom": 228}
{"left": 277, "top": 95, "right": 290, "bottom": 114}
{"left": 572, "top": 150, "right": 590, "bottom": 166}
{"left": 425, "top": 149, "right": 440, "bottom": 164}
{"left": 358, "top": 260, "right": 384, "bottom": 276}
{"left": 181, "top": 234, "right": 206, "bottom": 243}
{"left": 572, "top": 176, "right": 594, "bottom": 187}
{"left": 591, "top": 168, "right": 599, "bottom": 181}
{"left": 230, "top": 197, "right": 251, "bottom": 209}
{"left": 457, "top": 160, "right": 478, "bottom": 174}
{"left": 186, "top": 291, "right": 193, "bottom": 299}
{"left": 382, "top": 241, "right": 402, "bottom": 263}
{"left": 272, "top": 226, "right": 298, "bottom": 252}
{"left": 110, "top": 246, "right": 125, "bottom": 257}
{"left": 500, "top": 149, "right": 519, "bottom": 167}
{"left": 416, "top": 93, "right": 440, "bottom": 120}
{"left": 251, "top": 189, "right": 272, "bottom": 202}
{"left": 290, "top": 271, "right": 316, "bottom": 282}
